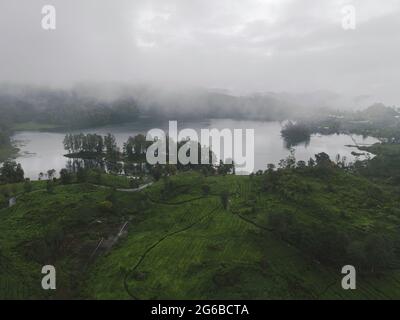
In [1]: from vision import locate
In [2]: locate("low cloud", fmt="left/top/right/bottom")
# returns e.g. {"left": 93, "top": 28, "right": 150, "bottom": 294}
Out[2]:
{"left": 0, "top": 0, "right": 399, "bottom": 105}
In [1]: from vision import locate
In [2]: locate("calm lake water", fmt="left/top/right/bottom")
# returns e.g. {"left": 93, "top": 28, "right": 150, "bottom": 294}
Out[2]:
{"left": 11, "top": 119, "right": 379, "bottom": 180}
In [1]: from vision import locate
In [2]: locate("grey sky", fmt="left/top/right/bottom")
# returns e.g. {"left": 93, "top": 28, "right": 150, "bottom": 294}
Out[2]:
{"left": 1, "top": 0, "right": 399, "bottom": 106}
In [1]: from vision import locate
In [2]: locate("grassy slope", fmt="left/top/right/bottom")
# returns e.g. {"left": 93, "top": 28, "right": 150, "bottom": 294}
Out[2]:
{"left": 84, "top": 172, "right": 400, "bottom": 299}
{"left": 1, "top": 171, "right": 400, "bottom": 299}
{"left": 0, "top": 183, "right": 134, "bottom": 299}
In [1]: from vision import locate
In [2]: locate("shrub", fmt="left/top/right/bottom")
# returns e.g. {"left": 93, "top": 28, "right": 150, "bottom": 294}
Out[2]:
{"left": 220, "top": 191, "right": 230, "bottom": 210}
{"left": 59, "top": 169, "right": 73, "bottom": 185}
{"left": 98, "top": 200, "right": 113, "bottom": 213}
{"left": 23, "top": 179, "right": 32, "bottom": 193}
{"left": 201, "top": 184, "right": 210, "bottom": 195}
{"left": 129, "top": 179, "right": 139, "bottom": 189}
{"left": 46, "top": 180, "right": 55, "bottom": 194}
{"left": 77, "top": 168, "right": 88, "bottom": 183}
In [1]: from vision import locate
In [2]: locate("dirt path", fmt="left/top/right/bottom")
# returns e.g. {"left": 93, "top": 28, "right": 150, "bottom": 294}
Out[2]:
{"left": 117, "top": 182, "right": 153, "bottom": 192}
{"left": 89, "top": 182, "right": 153, "bottom": 192}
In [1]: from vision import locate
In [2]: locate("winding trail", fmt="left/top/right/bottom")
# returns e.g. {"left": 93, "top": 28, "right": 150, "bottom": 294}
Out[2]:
{"left": 116, "top": 182, "right": 153, "bottom": 192}
{"left": 146, "top": 195, "right": 209, "bottom": 205}
{"left": 88, "top": 182, "right": 153, "bottom": 192}
{"left": 123, "top": 199, "right": 221, "bottom": 300}
{"left": 235, "top": 213, "right": 274, "bottom": 232}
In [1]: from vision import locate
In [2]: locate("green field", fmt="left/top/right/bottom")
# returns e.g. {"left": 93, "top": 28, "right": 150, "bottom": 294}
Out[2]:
{"left": 1, "top": 167, "right": 400, "bottom": 299}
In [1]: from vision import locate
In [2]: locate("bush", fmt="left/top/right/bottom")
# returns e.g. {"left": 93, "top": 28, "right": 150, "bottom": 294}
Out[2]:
{"left": 77, "top": 168, "right": 88, "bottom": 183}
{"left": 59, "top": 169, "right": 73, "bottom": 185}
{"left": 98, "top": 200, "right": 113, "bottom": 213}
{"left": 151, "top": 165, "right": 163, "bottom": 181}
{"left": 268, "top": 211, "right": 294, "bottom": 237}
{"left": 0, "top": 193, "right": 7, "bottom": 208}
{"left": 220, "top": 191, "right": 230, "bottom": 210}
{"left": 129, "top": 179, "right": 139, "bottom": 189}
{"left": 23, "top": 179, "right": 32, "bottom": 193}
{"left": 46, "top": 180, "right": 55, "bottom": 194}
{"left": 201, "top": 184, "right": 210, "bottom": 195}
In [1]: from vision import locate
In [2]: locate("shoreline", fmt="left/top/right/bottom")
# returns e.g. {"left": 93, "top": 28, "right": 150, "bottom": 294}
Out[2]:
{"left": 0, "top": 144, "right": 20, "bottom": 163}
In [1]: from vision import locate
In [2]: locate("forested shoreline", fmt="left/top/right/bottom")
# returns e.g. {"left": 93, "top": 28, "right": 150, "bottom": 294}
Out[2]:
{"left": 280, "top": 104, "right": 400, "bottom": 148}
{"left": 0, "top": 121, "right": 18, "bottom": 162}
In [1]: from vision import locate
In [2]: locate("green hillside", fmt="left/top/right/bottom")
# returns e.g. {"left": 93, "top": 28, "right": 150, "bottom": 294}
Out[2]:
{"left": 2, "top": 162, "right": 400, "bottom": 299}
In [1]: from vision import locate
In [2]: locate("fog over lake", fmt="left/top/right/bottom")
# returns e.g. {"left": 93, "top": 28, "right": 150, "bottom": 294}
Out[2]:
{"left": 12, "top": 119, "right": 379, "bottom": 180}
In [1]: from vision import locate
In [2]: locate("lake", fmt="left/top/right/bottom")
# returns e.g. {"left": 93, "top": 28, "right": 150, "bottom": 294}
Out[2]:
{"left": 11, "top": 119, "right": 379, "bottom": 180}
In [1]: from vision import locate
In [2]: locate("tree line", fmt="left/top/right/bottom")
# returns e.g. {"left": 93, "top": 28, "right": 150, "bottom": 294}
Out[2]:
{"left": 63, "top": 133, "right": 236, "bottom": 179}
{"left": 63, "top": 133, "right": 153, "bottom": 158}
{"left": 63, "top": 133, "right": 117, "bottom": 156}
{"left": 0, "top": 161, "right": 25, "bottom": 184}
{"left": 0, "top": 87, "right": 139, "bottom": 130}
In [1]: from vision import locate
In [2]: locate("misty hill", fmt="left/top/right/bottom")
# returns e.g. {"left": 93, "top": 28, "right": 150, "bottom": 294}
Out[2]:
{"left": 117, "top": 85, "right": 362, "bottom": 121}
{"left": 0, "top": 85, "right": 139, "bottom": 129}
{"left": 356, "top": 103, "right": 400, "bottom": 124}
{"left": 1, "top": 84, "right": 392, "bottom": 131}
{"left": 0, "top": 84, "right": 350, "bottom": 127}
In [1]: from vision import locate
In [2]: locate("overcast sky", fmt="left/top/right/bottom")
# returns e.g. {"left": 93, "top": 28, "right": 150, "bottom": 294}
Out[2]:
{"left": 1, "top": 0, "right": 399, "bottom": 105}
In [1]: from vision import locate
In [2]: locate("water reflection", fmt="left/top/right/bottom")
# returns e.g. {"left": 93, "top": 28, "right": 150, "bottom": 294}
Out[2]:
{"left": 283, "top": 135, "right": 311, "bottom": 149}
{"left": 11, "top": 120, "right": 380, "bottom": 180}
